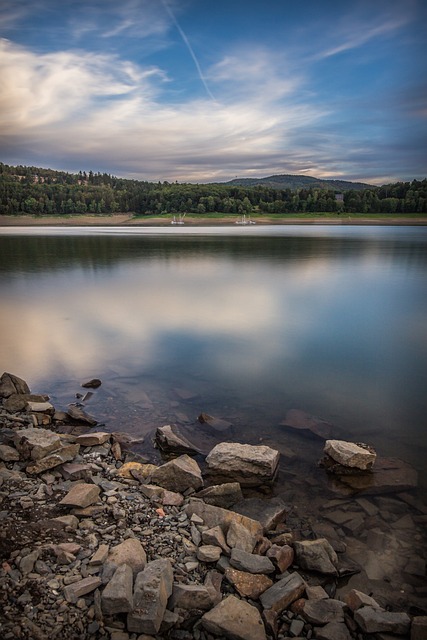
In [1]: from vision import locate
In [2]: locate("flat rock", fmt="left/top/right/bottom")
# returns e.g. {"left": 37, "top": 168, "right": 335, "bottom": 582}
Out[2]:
{"left": 67, "top": 404, "right": 98, "bottom": 425}
{"left": 280, "top": 409, "right": 333, "bottom": 439}
{"left": 231, "top": 496, "right": 289, "bottom": 531}
{"left": 108, "top": 538, "right": 147, "bottom": 577}
{"left": 76, "top": 432, "right": 111, "bottom": 446}
{"left": 169, "top": 584, "right": 215, "bottom": 611}
{"left": 60, "top": 462, "right": 93, "bottom": 481}
{"left": 324, "top": 440, "right": 376, "bottom": 471}
{"left": 196, "top": 482, "right": 243, "bottom": 508}
{"left": 155, "top": 424, "right": 200, "bottom": 455}
{"left": 302, "top": 598, "right": 346, "bottom": 625}
{"left": 127, "top": 559, "right": 173, "bottom": 635}
{"left": 293, "top": 538, "right": 339, "bottom": 575}
{"left": 26, "top": 400, "right": 55, "bottom": 414}
{"left": 197, "top": 545, "right": 222, "bottom": 563}
{"left": 150, "top": 454, "right": 203, "bottom": 492}
{"left": 335, "top": 456, "right": 418, "bottom": 494}
{"left": 14, "top": 428, "right": 61, "bottom": 460}
{"left": 26, "top": 443, "right": 80, "bottom": 474}
{"left": 101, "top": 564, "right": 133, "bottom": 614}
{"left": 354, "top": 606, "right": 411, "bottom": 635}
{"left": 205, "top": 442, "right": 280, "bottom": 487}
{"left": 260, "top": 572, "right": 306, "bottom": 614}
{"left": 64, "top": 576, "right": 102, "bottom": 603}
{"left": 3, "top": 393, "right": 49, "bottom": 412}
{"left": 202, "top": 594, "right": 267, "bottom": 640}
{"left": 230, "top": 548, "right": 275, "bottom": 574}
{"left": 0, "top": 372, "right": 30, "bottom": 397}
{"left": 185, "top": 498, "right": 263, "bottom": 539}
{"left": 59, "top": 483, "right": 100, "bottom": 508}
{"left": 225, "top": 568, "right": 273, "bottom": 599}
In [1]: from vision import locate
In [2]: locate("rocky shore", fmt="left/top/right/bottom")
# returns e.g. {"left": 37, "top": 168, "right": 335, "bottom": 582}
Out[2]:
{"left": 0, "top": 372, "right": 426, "bottom": 640}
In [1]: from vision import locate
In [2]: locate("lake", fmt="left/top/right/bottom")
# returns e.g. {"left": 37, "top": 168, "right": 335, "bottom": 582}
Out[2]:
{"left": 1, "top": 225, "right": 426, "bottom": 496}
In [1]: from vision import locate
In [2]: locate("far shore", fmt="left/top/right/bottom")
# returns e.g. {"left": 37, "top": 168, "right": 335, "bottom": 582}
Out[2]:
{"left": 1, "top": 213, "right": 426, "bottom": 227}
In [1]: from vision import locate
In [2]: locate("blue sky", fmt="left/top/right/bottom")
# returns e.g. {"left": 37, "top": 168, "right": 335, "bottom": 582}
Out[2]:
{"left": 0, "top": 0, "right": 426, "bottom": 184}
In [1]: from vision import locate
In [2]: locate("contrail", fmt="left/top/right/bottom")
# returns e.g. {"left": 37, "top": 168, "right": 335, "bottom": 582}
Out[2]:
{"left": 161, "top": 0, "right": 216, "bottom": 102}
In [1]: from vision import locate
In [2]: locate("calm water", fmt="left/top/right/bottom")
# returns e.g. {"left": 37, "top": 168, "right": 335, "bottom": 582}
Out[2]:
{"left": 1, "top": 225, "right": 427, "bottom": 491}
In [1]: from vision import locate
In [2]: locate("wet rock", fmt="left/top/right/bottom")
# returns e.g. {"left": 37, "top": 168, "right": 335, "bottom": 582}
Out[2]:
{"left": 75, "top": 432, "right": 111, "bottom": 446}
{"left": 205, "top": 442, "right": 280, "bottom": 487}
{"left": 0, "top": 371, "right": 30, "bottom": 397}
{"left": 195, "top": 482, "right": 243, "bottom": 508}
{"left": 198, "top": 412, "right": 233, "bottom": 432}
{"left": 155, "top": 424, "right": 200, "bottom": 455}
{"left": 150, "top": 454, "right": 203, "bottom": 492}
{"left": 336, "top": 457, "right": 418, "bottom": 494}
{"left": 226, "top": 519, "right": 258, "bottom": 553}
{"left": 82, "top": 378, "right": 102, "bottom": 388}
{"left": 302, "top": 598, "right": 346, "bottom": 625}
{"left": 26, "top": 443, "right": 80, "bottom": 474}
{"left": 127, "top": 559, "right": 173, "bottom": 634}
{"left": 59, "top": 483, "right": 100, "bottom": 508}
{"left": 107, "top": 539, "right": 147, "bottom": 577}
{"left": 324, "top": 440, "right": 376, "bottom": 471}
{"left": 14, "top": 427, "right": 61, "bottom": 460}
{"left": 185, "top": 498, "right": 263, "bottom": 539}
{"left": 63, "top": 576, "right": 102, "bottom": 603}
{"left": 260, "top": 572, "right": 306, "bottom": 614}
{"left": 201, "top": 594, "right": 267, "bottom": 640}
{"left": 225, "top": 567, "right": 273, "bottom": 599}
{"left": 173, "top": 387, "right": 198, "bottom": 401}
{"left": 280, "top": 409, "right": 333, "bottom": 439}
{"left": 354, "top": 606, "right": 411, "bottom": 635}
{"left": 232, "top": 496, "right": 289, "bottom": 531}
{"left": 67, "top": 404, "right": 98, "bottom": 425}
{"left": 230, "top": 548, "right": 275, "bottom": 574}
{"left": 101, "top": 564, "right": 133, "bottom": 614}
{"left": 315, "top": 621, "right": 352, "bottom": 640}
{"left": 293, "top": 538, "right": 339, "bottom": 575}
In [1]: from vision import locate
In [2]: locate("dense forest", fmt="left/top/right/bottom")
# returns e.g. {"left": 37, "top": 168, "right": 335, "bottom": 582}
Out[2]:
{"left": 0, "top": 163, "right": 426, "bottom": 216}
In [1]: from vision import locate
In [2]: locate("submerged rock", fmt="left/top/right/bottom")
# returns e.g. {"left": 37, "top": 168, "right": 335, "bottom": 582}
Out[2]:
{"left": 155, "top": 424, "right": 201, "bottom": 455}
{"left": 280, "top": 408, "right": 333, "bottom": 439}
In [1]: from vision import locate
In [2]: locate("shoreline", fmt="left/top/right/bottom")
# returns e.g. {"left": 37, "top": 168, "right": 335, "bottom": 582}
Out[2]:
{"left": 1, "top": 213, "right": 427, "bottom": 227}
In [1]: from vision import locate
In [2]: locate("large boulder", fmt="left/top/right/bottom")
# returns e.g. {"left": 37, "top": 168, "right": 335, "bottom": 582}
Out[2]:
{"left": 205, "top": 442, "right": 280, "bottom": 487}
{"left": 324, "top": 440, "right": 376, "bottom": 471}
{"left": 150, "top": 454, "right": 203, "bottom": 492}
{"left": 127, "top": 559, "right": 173, "bottom": 634}
{"left": 0, "top": 372, "right": 30, "bottom": 398}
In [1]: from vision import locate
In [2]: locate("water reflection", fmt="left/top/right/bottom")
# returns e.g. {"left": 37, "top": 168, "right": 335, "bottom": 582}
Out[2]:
{"left": 0, "top": 227, "right": 426, "bottom": 486}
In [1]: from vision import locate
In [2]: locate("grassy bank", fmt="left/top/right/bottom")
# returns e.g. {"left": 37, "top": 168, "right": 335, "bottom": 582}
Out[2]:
{"left": 1, "top": 212, "right": 427, "bottom": 226}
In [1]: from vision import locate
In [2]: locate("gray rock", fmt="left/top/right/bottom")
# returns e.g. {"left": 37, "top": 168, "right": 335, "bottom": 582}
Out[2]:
{"left": 230, "top": 548, "right": 275, "bottom": 574}
{"left": 155, "top": 424, "right": 200, "bottom": 455}
{"left": 101, "top": 564, "right": 133, "bottom": 614}
{"left": 14, "top": 428, "right": 61, "bottom": 460}
{"left": 107, "top": 538, "right": 147, "bottom": 577}
{"left": 197, "top": 545, "right": 222, "bottom": 563}
{"left": 82, "top": 378, "right": 102, "bottom": 388}
{"left": 260, "top": 572, "right": 306, "bottom": 614}
{"left": 3, "top": 393, "right": 49, "bottom": 412}
{"left": 26, "top": 400, "right": 55, "bottom": 415}
{"left": 354, "top": 606, "right": 411, "bottom": 635}
{"left": 63, "top": 576, "right": 102, "bottom": 603}
{"left": 185, "top": 498, "right": 263, "bottom": 539}
{"left": 20, "top": 549, "right": 40, "bottom": 575}
{"left": 289, "top": 618, "right": 305, "bottom": 637}
{"left": 150, "top": 454, "right": 203, "bottom": 492}
{"left": 302, "top": 599, "right": 346, "bottom": 625}
{"left": 59, "top": 483, "right": 100, "bottom": 508}
{"left": 169, "top": 584, "right": 214, "bottom": 611}
{"left": 293, "top": 538, "right": 338, "bottom": 575}
{"left": 314, "top": 622, "right": 352, "bottom": 640}
{"left": 127, "top": 559, "right": 173, "bottom": 634}
{"left": 0, "top": 372, "right": 30, "bottom": 397}
{"left": 196, "top": 482, "right": 243, "bottom": 508}
{"left": 232, "top": 496, "right": 289, "bottom": 531}
{"left": 205, "top": 442, "right": 280, "bottom": 487}
{"left": 226, "top": 519, "right": 258, "bottom": 553}
{"left": 324, "top": 440, "right": 376, "bottom": 470}
{"left": 202, "top": 525, "right": 230, "bottom": 554}
{"left": 75, "top": 432, "right": 111, "bottom": 446}
{"left": 26, "top": 443, "right": 80, "bottom": 474}
{"left": 201, "top": 594, "right": 267, "bottom": 640}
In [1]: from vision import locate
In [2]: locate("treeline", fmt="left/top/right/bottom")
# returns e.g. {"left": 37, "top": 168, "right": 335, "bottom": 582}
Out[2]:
{"left": 0, "top": 163, "right": 426, "bottom": 215}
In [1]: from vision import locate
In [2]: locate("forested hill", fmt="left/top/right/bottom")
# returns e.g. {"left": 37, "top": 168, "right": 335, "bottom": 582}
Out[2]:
{"left": 0, "top": 162, "right": 426, "bottom": 215}
{"left": 222, "top": 174, "right": 373, "bottom": 191}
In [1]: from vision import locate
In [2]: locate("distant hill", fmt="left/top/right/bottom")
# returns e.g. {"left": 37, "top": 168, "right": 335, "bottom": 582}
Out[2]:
{"left": 220, "top": 174, "right": 375, "bottom": 191}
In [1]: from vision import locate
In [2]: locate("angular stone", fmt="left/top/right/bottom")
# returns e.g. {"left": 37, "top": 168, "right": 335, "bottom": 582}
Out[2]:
{"left": 101, "top": 564, "right": 133, "bottom": 614}
{"left": 0, "top": 372, "right": 30, "bottom": 397}
{"left": 354, "top": 606, "right": 411, "bottom": 635}
{"left": 232, "top": 496, "right": 289, "bottom": 531}
{"left": 76, "top": 432, "right": 111, "bottom": 446}
{"left": 324, "top": 440, "right": 376, "bottom": 470}
{"left": 151, "top": 454, "right": 203, "bottom": 492}
{"left": 201, "top": 594, "right": 266, "bottom": 640}
{"left": 185, "top": 498, "right": 263, "bottom": 539}
{"left": 302, "top": 598, "right": 346, "bottom": 625}
{"left": 162, "top": 489, "right": 184, "bottom": 507}
{"left": 411, "top": 616, "right": 427, "bottom": 640}
{"left": 230, "top": 548, "right": 275, "bottom": 574}
{"left": 202, "top": 525, "right": 230, "bottom": 554}
{"left": 89, "top": 544, "right": 109, "bottom": 566}
{"left": 293, "top": 538, "right": 338, "bottom": 575}
{"left": 82, "top": 378, "right": 102, "bottom": 388}
{"left": 64, "top": 576, "right": 102, "bottom": 603}
{"left": 169, "top": 584, "right": 214, "bottom": 611}
{"left": 116, "top": 461, "right": 158, "bottom": 479}
{"left": 205, "top": 442, "right": 280, "bottom": 487}
{"left": 108, "top": 538, "right": 147, "bottom": 577}
{"left": 196, "top": 482, "right": 243, "bottom": 508}
{"left": 306, "top": 585, "right": 329, "bottom": 600}
{"left": 344, "top": 588, "right": 381, "bottom": 611}
{"left": 14, "top": 428, "right": 61, "bottom": 460}
{"left": 51, "top": 515, "right": 79, "bottom": 529}
{"left": 198, "top": 412, "right": 233, "bottom": 432}
{"left": 20, "top": 549, "right": 40, "bottom": 574}
{"left": 127, "top": 559, "right": 173, "bottom": 634}
{"left": 225, "top": 568, "right": 273, "bottom": 599}
{"left": 3, "top": 393, "right": 49, "bottom": 413}
{"left": 155, "top": 424, "right": 200, "bottom": 455}
{"left": 280, "top": 409, "right": 333, "bottom": 439}
{"left": 267, "top": 544, "right": 294, "bottom": 573}
{"left": 26, "top": 443, "right": 80, "bottom": 474}
{"left": 60, "top": 462, "right": 93, "bottom": 481}
{"left": 59, "top": 483, "right": 100, "bottom": 508}
{"left": 197, "top": 545, "right": 222, "bottom": 563}
{"left": 260, "top": 572, "right": 306, "bottom": 614}
{"left": 26, "top": 401, "right": 55, "bottom": 415}
{"left": 0, "top": 444, "right": 20, "bottom": 461}
{"left": 315, "top": 622, "right": 352, "bottom": 640}
{"left": 67, "top": 404, "right": 98, "bottom": 425}
{"left": 227, "top": 519, "right": 258, "bottom": 553}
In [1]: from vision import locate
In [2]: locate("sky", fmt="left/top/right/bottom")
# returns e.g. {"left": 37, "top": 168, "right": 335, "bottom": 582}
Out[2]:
{"left": 0, "top": 0, "right": 426, "bottom": 185}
